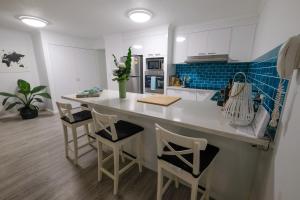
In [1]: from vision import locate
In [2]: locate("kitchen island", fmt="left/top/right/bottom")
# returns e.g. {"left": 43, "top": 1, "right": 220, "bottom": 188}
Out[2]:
{"left": 62, "top": 90, "right": 269, "bottom": 200}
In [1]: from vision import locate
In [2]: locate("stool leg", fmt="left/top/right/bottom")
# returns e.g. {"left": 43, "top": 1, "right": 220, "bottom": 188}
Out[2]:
{"left": 205, "top": 165, "right": 213, "bottom": 200}
{"left": 174, "top": 176, "right": 179, "bottom": 188}
{"left": 62, "top": 125, "right": 69, "bottom": 158}
{"left": 113, "top": 146, "right": 120, "bottom": 195}
{"left": 84, "top": 124, "right": 91, "bottom": 144}
{"left": 191, "top": 181, "right": 198, "bottom": 200}
{"left": 156, "top": 165, "right": 163, "bottom": 200}
{"left": 97, "top": 140, "right": 103, "bottom": 182}
{"left": 72, "top": 127, "right": 78, "bottom": 165}
{"left": 120, "top": 146, "right": 125, "bottom": 163}
{"left": 136, "top": 134, "right": 142, "bottom": 172}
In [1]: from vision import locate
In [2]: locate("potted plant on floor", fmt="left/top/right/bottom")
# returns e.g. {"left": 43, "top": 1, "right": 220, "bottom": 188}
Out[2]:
{"left": 112, "top": 47, "right": 132, "bottom": 98}
{"left": 0, "top": 79, "right": 51, "bottom": 119}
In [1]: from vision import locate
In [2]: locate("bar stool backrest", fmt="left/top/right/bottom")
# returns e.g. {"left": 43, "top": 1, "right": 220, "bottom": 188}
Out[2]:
{"left": 155, "top": 124, "right": 208, "bottom": 176}
{"left": 92, "top": 109, "right": 118, "bottom": 141}
{"left": 56, "top": 102, "right": 75, "bottom": 122}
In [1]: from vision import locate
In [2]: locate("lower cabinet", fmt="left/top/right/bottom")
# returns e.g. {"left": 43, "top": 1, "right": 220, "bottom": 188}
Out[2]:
{"left": 166, "top": 88, "right": 197, "bottom": 101}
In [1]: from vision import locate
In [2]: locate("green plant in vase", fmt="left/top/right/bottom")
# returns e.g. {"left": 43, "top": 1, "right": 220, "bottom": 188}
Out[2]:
{"left": 0, "top": 79, "right": 51, "bottom": 119}
{"left": 112, "top": 47, "right": 132, "bottom": 98}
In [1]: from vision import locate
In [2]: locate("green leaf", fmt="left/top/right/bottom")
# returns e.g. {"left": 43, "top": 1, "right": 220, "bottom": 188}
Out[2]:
{"left": 5, "top": 102, "right": 21, "bottom": 111}
{"left": 34, "top": 98, "right": 43, "bottom": 103}
{"left": 35, "top": 92, "right": 51, "bottom": 99}
{"left": 0, "top": 92, "right": 16, "bottom": 97}
{"left": 17, "top": 79, "right": 31, "bottom": 94}
{"left": 31, "top": 86, "right": 47, "bottom": 94}
{"left": 2, "top": 97, "right": 9, "bottom": 106}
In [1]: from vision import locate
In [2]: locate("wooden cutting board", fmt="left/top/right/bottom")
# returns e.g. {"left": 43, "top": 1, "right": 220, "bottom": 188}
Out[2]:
{"left": 137, "top": 95, "right": 181, "bottom": 106}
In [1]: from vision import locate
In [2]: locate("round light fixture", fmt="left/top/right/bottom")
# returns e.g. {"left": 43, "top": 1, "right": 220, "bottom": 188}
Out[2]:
{"left": 18, "top": 16, "right": 48, "bottom": 28}
{"left": 128, "top": 9, "right": 152, "bottom": 23}
{"left": 176, "top": 36, "right": 186, "bottom": 43}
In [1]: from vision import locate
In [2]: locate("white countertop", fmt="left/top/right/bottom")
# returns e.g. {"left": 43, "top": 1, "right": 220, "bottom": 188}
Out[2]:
{"left": 166, "top": 86, "right": 216, "bottom": 92}
{"left": 62, "top": 90, "right": 269, "bottom": 147}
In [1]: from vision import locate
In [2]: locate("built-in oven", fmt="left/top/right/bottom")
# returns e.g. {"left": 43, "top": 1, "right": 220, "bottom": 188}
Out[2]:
{"left": 146, "top": 57, "right": 164, "bottom": 70}
{"left": 145, "top": 72, "right": 164, "bottom": 94}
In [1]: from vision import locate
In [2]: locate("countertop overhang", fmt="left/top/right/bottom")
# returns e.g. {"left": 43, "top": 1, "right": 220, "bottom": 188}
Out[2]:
{"left": 62, "top": 90, "right": 270, "bottom": 147}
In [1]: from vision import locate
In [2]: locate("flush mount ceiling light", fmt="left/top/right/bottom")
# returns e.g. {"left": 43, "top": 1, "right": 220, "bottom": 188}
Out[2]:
{"left": 128, "top": 9, "right": 152, "bottom": 23}
{"left": 18, "top": 16, "right": 48, "bottom": 28}
{"left": 176, "top": 36, "right": 186, "bottom": 42}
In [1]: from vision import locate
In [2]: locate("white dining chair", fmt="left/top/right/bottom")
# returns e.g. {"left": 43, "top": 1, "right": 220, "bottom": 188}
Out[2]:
{"left": 56, "top": 102, "right": 96, "bottom": 165}
{"left": 92, "top": 109, "right": 143, "bottom": 195}
{"left": 155, "top": 124, "right": 219, "bottom": 200}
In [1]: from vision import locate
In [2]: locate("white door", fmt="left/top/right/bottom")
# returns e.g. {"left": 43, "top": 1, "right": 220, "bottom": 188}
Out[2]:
{"left": 49, "top": 44, "right": 78, "bottom": 102}
{"left": 73, "top": 48, "right": 101, "bottom": 90}
{"left": 206, "top": 28, "right": 231, "bottom": 55}
{"left": 49, "top": 44, "right": 102, "bottom": 103}
{"left": 187, "top": 31, "right": 208, "bottom": 56}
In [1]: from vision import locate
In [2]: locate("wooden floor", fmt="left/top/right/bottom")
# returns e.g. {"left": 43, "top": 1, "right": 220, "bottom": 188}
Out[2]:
{"left": 0, "top": 112, "right": 196, "bottom": 200}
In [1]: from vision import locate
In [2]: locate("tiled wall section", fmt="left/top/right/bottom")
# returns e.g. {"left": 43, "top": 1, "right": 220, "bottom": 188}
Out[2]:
{"left": 175, "top": 45, "right": 289, "bottom": 114}
{"left": 175, "top": 62, "right": 250, "bottom": 90}
{"left": 248, "top": 46, "right": 289, "bottom": 113}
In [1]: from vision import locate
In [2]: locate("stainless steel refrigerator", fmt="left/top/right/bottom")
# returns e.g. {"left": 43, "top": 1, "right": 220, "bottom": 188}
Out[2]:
{"left": 121, "top": 55, "right": 143, "bottom": 94}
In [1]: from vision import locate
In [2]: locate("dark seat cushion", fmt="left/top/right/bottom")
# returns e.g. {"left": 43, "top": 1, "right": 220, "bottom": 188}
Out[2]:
{"left": 61, "top": 110, "right": 92, "bottom": 124}
{"left": 158, "top": 142, "right": 219, "bottom": 178}
{"left": 95, "top": 120, "right": 144, "bottom": 142}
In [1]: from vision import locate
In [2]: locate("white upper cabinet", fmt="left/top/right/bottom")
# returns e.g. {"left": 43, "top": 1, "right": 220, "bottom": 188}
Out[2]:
{"left": 173, "top": 24, "right": 256, "bottom": 63}
{"left": 187, "top": 31, "right": 208, "bottom": 56}
{"left": 144, "top": 35, "right": 165, "bottom": 57}
{"left": 229, "top": 25, "right": 256, "bottom": 62}
{"left": 206, "top": 28, "right": 231, "bottom": 55}
{"left": 122, "top": 38, "right": 145, "bottom": 56}
{"left": 173, "top": 35, "right": 188, "bottom": 63}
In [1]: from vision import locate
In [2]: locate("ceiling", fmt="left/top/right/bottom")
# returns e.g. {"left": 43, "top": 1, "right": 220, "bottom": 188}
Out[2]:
{"left": 0, "top": 0, "right": 262, "bottom": 39}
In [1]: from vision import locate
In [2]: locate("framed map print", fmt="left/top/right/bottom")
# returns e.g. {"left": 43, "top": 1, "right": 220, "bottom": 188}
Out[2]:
{"left": 0, "top": 49, "right": 29, "bottom": 72}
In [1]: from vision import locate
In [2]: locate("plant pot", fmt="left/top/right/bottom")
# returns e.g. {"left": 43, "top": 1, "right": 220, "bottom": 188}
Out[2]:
{"left": 20, "top": 107, "right": 38, "bottom": 120}
{"left": 118, "top": 79, "right": 127, "bottom": 98}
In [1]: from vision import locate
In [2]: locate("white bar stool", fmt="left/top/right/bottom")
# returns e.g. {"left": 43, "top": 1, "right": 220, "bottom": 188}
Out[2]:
{"left": 56, "top": 102, "right": 96, "bottom": 165}
{"left": 91, "top": 109, "right": 143, "bottom": 195}
{"left": 155, "top": 124, "right": 219, "bottom": 200}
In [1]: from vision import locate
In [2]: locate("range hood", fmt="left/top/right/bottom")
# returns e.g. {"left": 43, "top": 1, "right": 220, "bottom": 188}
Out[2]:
{"left": 185, "top": 54, "right": 229, "bottom": 63}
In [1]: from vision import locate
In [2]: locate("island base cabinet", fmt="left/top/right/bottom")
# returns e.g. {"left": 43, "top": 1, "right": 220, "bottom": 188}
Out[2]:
{"left": 92, "top": 106, "right": 260, "bottom": 200}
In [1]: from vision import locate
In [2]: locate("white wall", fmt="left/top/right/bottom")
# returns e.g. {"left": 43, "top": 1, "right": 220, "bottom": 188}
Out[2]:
{"left": 252, "top": 0, "right": 300, "bottom": 59}
{"left": 0, "top": 27, "right": 40, "bottom": 115}
{"left": 251, "top": 0, "right": 300, "bottom": 199}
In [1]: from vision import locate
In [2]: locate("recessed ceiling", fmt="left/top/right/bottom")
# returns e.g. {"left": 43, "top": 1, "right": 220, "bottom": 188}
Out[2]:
{"left": 0, "top": 0, "right": 262, "bottom": 39}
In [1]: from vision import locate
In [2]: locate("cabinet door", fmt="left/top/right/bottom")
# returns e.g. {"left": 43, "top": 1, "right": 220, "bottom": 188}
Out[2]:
{"left": 230, "top": 25, "right": 256, "bottom": 62}
{"left": 173, "top": 35, "right": 187, "bottom": 63}
{"left": 187, "top": 31, "right": 208, "bottom": 56}
{"left": 144, "top": 35, "right": 164, "bottom": 57}
{"left": 167, "top": 89, "right": 196, "bottom": 101}
{"left": 207, "top": 28, "right": 231, "bottom": 55}
{"left": 123, "top": 38, "right": 144, "bottom": 56}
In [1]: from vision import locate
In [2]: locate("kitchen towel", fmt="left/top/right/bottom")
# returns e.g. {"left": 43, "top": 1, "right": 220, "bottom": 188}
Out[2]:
{"left": 151, "top": 76, "right": 156, "bottom": 90}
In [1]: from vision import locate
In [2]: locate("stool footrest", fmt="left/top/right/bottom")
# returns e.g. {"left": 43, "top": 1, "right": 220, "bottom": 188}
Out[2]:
{"left": 119, "top": 160, "right": 136, "bottom": 175}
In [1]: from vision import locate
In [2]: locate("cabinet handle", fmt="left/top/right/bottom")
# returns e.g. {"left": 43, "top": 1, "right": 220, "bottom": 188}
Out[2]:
{"left": 208, "top": 52, "right": 217, "bottom": 55}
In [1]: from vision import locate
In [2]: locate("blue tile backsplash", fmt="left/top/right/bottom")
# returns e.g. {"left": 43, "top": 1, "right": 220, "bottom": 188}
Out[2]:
{"left": 248, "top": 45, "right": 289, "bottom": 113}
{"left": 175, "top": 45, "right": 289, "bottom": 115}
{"left": 175, "top": 62, "right": 250, "bottom": 90}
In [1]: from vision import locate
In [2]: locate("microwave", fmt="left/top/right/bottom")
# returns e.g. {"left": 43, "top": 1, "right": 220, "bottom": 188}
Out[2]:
{"left": 146, "top": 57, "right": 164, "bottom": 70}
